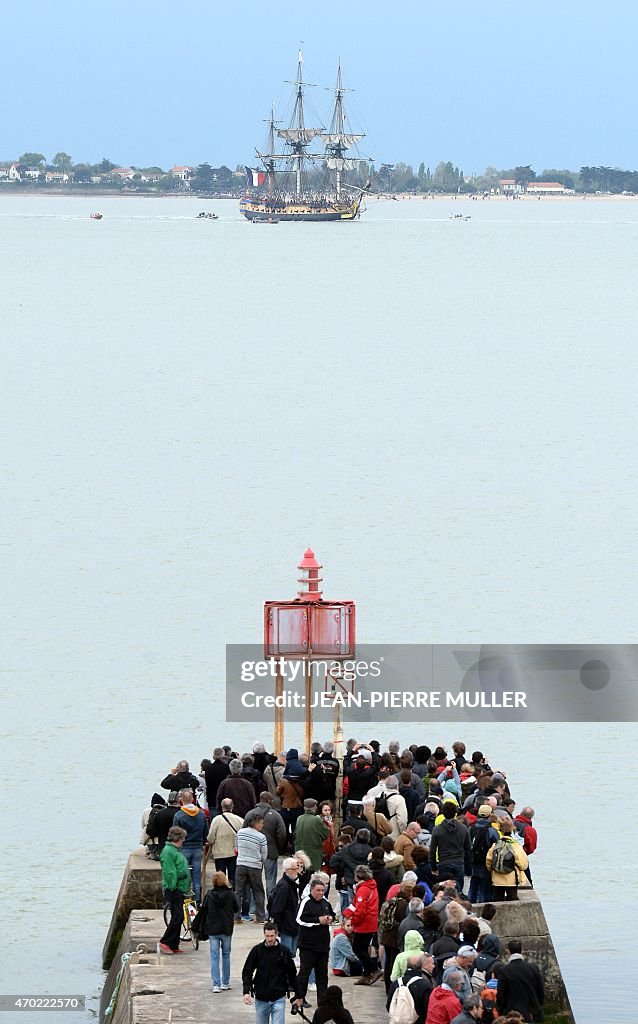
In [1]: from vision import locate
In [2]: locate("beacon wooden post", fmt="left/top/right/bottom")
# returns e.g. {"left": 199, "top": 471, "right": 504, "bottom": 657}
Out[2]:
{"left": 274, "top": 659, "right": 284, "bottom": 754}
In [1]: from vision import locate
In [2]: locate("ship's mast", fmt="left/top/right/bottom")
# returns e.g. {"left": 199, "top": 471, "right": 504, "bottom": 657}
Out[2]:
{"left": 334, "top": 63, "right": 345, "bottom": 198}
{"left": 267, "top": 105, "right": 276, "bottom": 194}
{"left": 292, "top": 51, "right": 305, "bottom": 196}
{"left": 322, "top": 62, "right": 365, "bottom": 200}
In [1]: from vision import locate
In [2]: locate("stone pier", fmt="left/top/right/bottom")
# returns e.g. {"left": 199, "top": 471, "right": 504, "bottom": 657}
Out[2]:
{"left": 101, "top": 853, "right": 575, "bottom": 1023}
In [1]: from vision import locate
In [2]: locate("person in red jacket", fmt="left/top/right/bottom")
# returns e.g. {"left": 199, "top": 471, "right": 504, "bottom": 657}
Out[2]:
{"left": 343, "top": 865, "right": 382, "bottom": 986}
{"left": 514, "top": 807, "right": 538, "bottom": 886}
{"left": 424, "top": 972, "right": 464, "bottom": 1024}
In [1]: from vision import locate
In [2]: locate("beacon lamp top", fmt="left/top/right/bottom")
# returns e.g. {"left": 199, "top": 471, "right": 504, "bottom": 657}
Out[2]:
{"left": 297, "top": 547, "right": 323, "bottom": 602}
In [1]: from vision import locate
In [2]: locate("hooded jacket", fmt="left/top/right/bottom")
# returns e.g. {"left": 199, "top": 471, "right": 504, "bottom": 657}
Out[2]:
{"left": 312, "top": 986, "right": 354, "bottom": 1024}
{"left": 429, "top": 818, "right": 472, "bottom": 873}
{"left": 390, "top": 929, "right": 425, "bottom": 981}
{"left": 283, "top": 748, "right": 306, "bottom": 779}
{"left": 172, "top": 805, "right": 207, "bottom": 848}
{"left": 344, "top": 877, "right": 378, "bottom": 933}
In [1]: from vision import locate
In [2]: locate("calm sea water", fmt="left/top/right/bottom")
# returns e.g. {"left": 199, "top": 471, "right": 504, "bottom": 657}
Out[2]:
{"left": 2, "top": 195, "right": 638, "bottom": 1023}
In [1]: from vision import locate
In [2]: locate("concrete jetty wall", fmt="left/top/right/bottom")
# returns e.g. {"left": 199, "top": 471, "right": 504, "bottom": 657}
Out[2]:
{"left": 102, "top": 851, "right": 163, "bottom": 970}
{"left": 101, "top": 853, "right": 575, "bottom": 1023}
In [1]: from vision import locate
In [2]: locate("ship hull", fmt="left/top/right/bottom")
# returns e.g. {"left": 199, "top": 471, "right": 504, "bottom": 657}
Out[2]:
{"left": 239, "top": 197, "right": 361, "bottom": 222}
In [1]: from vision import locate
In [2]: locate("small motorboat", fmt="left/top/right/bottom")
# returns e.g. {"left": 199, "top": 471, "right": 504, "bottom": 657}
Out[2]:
{"left": 449, "top": 213, "right": 471, "bottom": 221}
{"left": 252, "top": 215, "right": 280, "bottom": 224}
{"left": 196, "top": 211, "right": 218, "bottom": 220}
{"left": 90, "top": 212, "right": 103, "bottom": 220}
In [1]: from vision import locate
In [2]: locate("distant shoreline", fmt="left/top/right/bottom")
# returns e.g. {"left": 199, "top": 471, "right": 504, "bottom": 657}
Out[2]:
{"left": 0, "top": 189, "right": 636, "bottom": 202}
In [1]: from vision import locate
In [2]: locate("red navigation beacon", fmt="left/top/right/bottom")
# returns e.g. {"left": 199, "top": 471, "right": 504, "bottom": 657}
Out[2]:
{"left": 263, "top": 549, "right": 356, "bottom": 753}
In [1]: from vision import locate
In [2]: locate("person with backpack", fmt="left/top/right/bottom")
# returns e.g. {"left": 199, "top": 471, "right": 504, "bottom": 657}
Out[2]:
{"left": 467, "top": 807, "right": 499, "bottom": 904}
{"left": 378, "top": 883, "right": 411, "bottom": 991}
{"left": 485, "top": 819, "right": 529, "bottom": 901}
{"left": 387, "top": 952, "right": 435, "bottom": 1024}
{"left": 363, "top": 794, "right": 393, "bottom": 839}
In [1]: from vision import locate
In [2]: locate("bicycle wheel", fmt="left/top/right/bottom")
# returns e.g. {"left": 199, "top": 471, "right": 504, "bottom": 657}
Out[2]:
{"left": 163, "top": 903, "right": 171, "bottom": 928}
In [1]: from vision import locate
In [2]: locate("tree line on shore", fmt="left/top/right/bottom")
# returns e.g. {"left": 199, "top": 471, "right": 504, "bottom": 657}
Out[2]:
{"left": 2, "top": 152, "right": 638, "bottom": 195}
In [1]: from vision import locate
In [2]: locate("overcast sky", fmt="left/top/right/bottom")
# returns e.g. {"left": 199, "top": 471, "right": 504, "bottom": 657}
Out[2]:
{"left": 3, "top": 0, "right": 636, "bottom": 172}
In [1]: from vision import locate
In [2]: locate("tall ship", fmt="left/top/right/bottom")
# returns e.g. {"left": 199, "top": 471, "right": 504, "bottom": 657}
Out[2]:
{"left": 239, "top": 53, "right": 373, "bottom": 222}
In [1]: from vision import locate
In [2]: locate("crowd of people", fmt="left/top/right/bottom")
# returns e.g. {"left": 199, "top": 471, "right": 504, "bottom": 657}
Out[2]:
{"left": 140, "top": 737, "right": 544, "bottom": 1024}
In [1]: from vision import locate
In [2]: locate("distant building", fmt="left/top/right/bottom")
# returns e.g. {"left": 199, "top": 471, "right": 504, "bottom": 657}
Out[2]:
{"left": 111, "top": 168, "right": 135, "bottom": 180}
{"left": 44, "top": 171, "right": 70, "bottom": 183}
{"left": 499, "top": 179, "right": 523, "bottom": 194}
{"left": 526, "top": 182, "right": 574, "bottom": 195}
{"left": 171, "top": 165, "right": 193, "bottom": 181}
{"left": 0, "top": 163, "right": 21, "bottom": 181}
{"left": 22, "top": 166, "right": 42, "bottom": 179}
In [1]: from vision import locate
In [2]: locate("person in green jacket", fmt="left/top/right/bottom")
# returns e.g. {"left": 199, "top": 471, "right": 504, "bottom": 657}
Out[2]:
{"left": 159, "top": 825, "right": 190, "bottom": 953}
{"left": 294, "top": 799, "right": 330, "bottom": 871}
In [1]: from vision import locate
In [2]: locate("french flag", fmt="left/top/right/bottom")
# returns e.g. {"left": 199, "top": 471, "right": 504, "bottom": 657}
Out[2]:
{"left": 245, "top": 166, "right": 267, "bottom": 187}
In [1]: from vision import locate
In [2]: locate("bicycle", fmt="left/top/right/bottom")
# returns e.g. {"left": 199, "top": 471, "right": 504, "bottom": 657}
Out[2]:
{"left": 163, "top": 889, "right": 199, "bottom": 950}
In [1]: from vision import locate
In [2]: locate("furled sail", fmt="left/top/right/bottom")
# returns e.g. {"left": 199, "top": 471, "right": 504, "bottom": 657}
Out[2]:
{"left": 320, "top": 133, "right": 364, "bottom": 146}
{"left": 277, "top": 128, "right": 324, "bottom": 143}
{"left": 326, "top": 158, "right": 358, "bottom": 170}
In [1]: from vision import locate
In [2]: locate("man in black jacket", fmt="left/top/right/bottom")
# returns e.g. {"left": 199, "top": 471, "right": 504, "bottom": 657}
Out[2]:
{"left": 267, "top": 858, "right": 301, "bottom": 954}
{"left": 242, "top": 923, "right": 303, "bottom": 1024}
{"left": 160, "top": 760, "right": 199, "bottom": 795}
{"left": 296, "top": 878, "right": 335, "bottom": 1003}
{"left": 428, "top": 804, "right": 472, "bottom": 895}
{"left": 386, "top": 953, "right": 435, "bottom": 1024}
{"left": 496, "top": 940, "right": 545, "bottom": 1022}
{"left": 204, "top": 748, "right": 230, "bottom": 811}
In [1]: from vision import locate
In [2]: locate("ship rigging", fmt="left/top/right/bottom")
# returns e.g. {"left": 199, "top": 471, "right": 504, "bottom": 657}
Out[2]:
{"left": 239, "top": 52, "right": 375, "bottom": 223}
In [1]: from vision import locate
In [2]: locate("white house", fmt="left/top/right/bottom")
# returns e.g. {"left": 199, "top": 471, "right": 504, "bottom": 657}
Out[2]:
{"left": 526, "top": 182, "right": 574, "bottom": 195}
{"left": 499, "top": 179, "right": 523, "bottom": 194}
{"left": 171, "top": 165, "right": 193, "bottom": 181}
{"left": 111, "top": 167, "right": 135, "bottom": 180}
{"left": 0, "top": 163, "right": 22, "bottom": 181}
{"left": 23, "top": 166, "right": 42, "bottom": 179}
{"left": 44, "top": 171, "right": 70, "bottom": 183}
